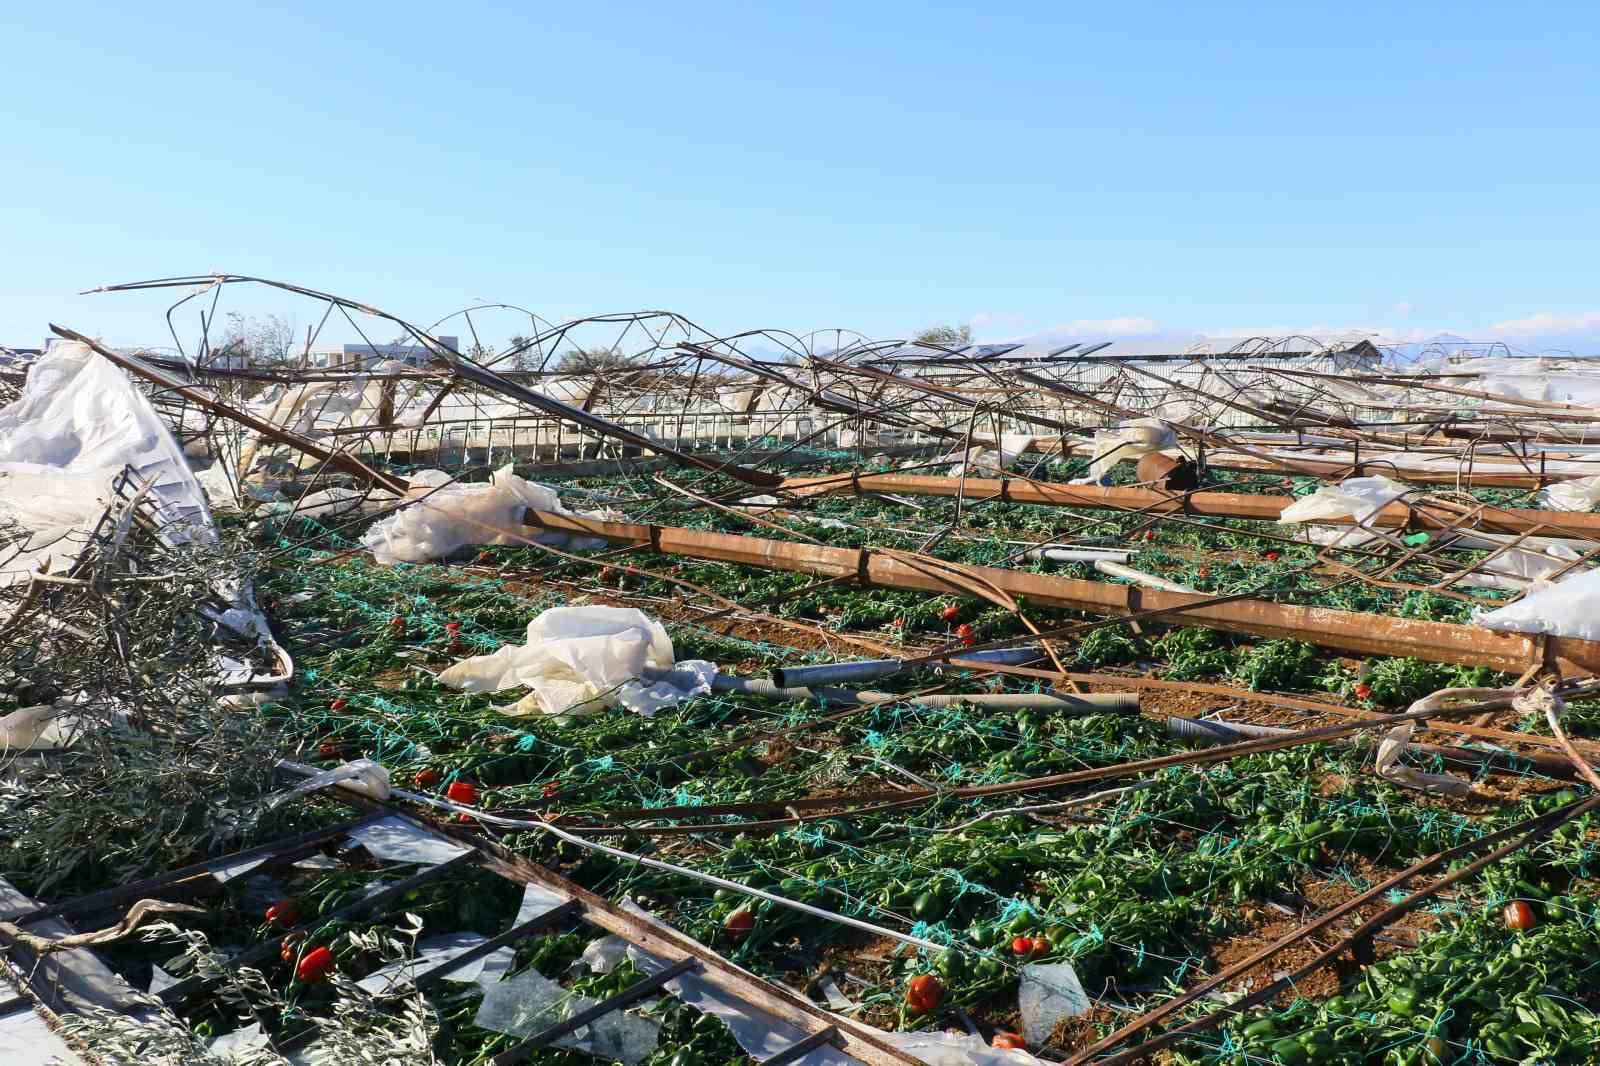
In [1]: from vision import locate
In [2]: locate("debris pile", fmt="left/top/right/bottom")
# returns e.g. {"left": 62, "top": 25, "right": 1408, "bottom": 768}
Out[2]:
{"left": 2, "top": 277, "right": 1600, "bottom": 1066}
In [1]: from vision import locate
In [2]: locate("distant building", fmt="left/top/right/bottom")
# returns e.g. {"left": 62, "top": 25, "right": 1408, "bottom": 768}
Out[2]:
{"left": 304, "top": 336, "right": 459, "bottom": 370}
{"left": 0, "top": 345, "right": 43, "bottom": 369}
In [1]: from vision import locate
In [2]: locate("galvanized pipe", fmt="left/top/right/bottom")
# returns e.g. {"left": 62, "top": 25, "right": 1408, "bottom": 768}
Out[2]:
{"left": 770, "top": 647, "right": 1046, "bottom": 689}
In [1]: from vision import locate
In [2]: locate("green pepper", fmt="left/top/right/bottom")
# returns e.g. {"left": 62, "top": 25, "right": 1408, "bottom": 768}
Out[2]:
{"left": 1243, "top": 1018, "right": 1279, "bottom": 1039}
{"left": 936, "top": 947, "right": 966, "bottom": 980}
{"left": 1269, "top": 1037, "right": 1308, "bottom": 1063}
{"left": 1388, "top": 985, "right": 1421, "bottom": 1018}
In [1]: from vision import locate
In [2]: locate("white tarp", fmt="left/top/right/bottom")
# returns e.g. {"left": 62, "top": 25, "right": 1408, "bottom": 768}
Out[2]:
{"left": 0, "top": 341, "right": 212, "bottom": 586}
{"left": 360, "top": 464, "right": 614, "bottom": 565}
{"left": 1071, "top": 420, "right": 1176, "bottom": 484}
{"left": 1476, "top": 566, "right": 1600, "bottom": 642}
{"left": 437, "top": 606, "right": 716, "bottom": 717}
{"left": 1277, "top": 475, "right": 1408, "bottom": 546}
{"left": 1540, "top": 474, "right": 1600, "bottom": 513}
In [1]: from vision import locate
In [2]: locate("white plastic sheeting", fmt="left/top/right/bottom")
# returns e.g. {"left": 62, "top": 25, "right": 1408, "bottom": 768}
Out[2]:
{"left": 1018, "top": 962, "right": 1090, "bottom": 1046}
{"left": 0, "top": 341, "right": 212, "bottom": 586}
{"left": 344, "top": 815, "right": 472, "bottom": 867}
{"left": 1476, "top": 567, "right": 1600, "bottom": 642}
{"left": 361, "top": 464, "right": 614, "bottom": 565}
{"left": 437, "top": 605, "right": 716, "bottom": 717}
{"left": 1071, "top": 419, "right": 1176, "bottom": 484}
{"left": 1276, "top": 475, "right": 1409, "bottom": 546}
{"left": 933, "top": 434, "right": 1038, "bottom": 477}
{"left": 1540, "top": 474, "right": 1600, "bottom": 513}
{"left": 474, "top": 965, "right": 661, "bottom": 1064}
{"left": 1374, "top": 721, "right": 1472, "bottom": 797}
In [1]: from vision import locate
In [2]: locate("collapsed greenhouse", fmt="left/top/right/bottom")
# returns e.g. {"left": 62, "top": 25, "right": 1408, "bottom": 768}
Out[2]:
{"left": 4, "top": 274, "right": 1600, "bottom": 1066}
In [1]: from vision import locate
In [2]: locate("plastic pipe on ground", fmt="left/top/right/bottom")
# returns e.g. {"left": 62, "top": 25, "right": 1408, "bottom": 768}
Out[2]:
{"left": 1025, "top": 547, "right": 1133, "bottom": 564}
{"left": 1094, "top": 559, "right": 1198, "bottom": 594}
{"left": 709, "top": 672, "right": 1138, "bottom": 714}
{"left": 771, "top": 647, "right": 1045, "bottom": 689}
{"left": 1165, "top": 715, "right": 1580, "bottom": 779}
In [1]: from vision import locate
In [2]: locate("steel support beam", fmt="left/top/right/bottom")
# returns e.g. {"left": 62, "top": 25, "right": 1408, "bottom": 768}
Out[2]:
{"left": 778, "top": 472, "right": 1600, "bottom": 538}
{"left": 520, "top": 508, "right": 1600, "bottom": 675}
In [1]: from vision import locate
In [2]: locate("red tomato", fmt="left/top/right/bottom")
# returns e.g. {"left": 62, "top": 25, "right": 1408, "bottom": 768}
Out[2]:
{"left": 905, "top": 973, "right": 944, "bottom": 1014}
{"left": 992, "top": 1032, "right": 1027, "bottom": 1050}
{"left": 1011, "top": 936, "right": 1034, "bottom": 957}
{"left": 940, "top": 605, "right": 960, "bottom": 622}
{"left": 446, "top": 780, "right": 479, "bottom": 805}
{"left": 296, "top": 945, "right": 336, "bottom": 983}
{"left": 956, "top": 623, "right": 975, "bottom": 643}
{"left": 1197, "top": 566, "right": 1209, "bottom": 578}
{"left": 412, "top": 768, "right": 443, "bottom": 789}
{"left": 1144, "top": 530, "right": 1156, "bottom": 542}
{"left": 265, "top": 899, "right": 300, "bottom": 928}
{"left": 542, "top": 780, "right": 562, "bottom": 799}
{"left": 279, "top": 933, "right": 303, "bottom": 964}
{"left": 444, "top": 621, "right": 461, "bottom": 634}
{"left": 1503, "top": 900, "right": 1537, "bottom": 931}
{"left": 317, "top": 742, "right": 342, "bottom": 759}
{"left": 724, "top": 908, "right": 755, "bottom": 941}
{"left": 1030, "top": 935, "right": 1049, "bottom": 956}
{"left": 328, "top": 697, "right": 347, "bottom": 711}
{"left": 890, "top": 618, "right": 905, "bottom": 628}
{"left": 1353, "top": 682, "right": 1372, "bottom": 700}
{"left": 1264, "top": 551, "right": 1281, "bottom": 562}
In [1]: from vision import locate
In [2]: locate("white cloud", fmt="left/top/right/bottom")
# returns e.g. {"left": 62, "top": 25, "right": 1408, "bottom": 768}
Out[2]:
{"left": 1488, "top": 310, "right": 1600, "bottom": 337}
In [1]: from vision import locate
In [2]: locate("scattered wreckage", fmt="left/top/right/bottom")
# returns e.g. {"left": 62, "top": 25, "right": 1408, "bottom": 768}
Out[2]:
{"left": 2, "top": 276, "right": 1600, "bottom": 1065}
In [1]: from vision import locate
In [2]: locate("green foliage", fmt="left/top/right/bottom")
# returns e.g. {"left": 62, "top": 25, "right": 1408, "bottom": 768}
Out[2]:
{"left": 1074, "top": 624, "right": 1145, "bottom": 668}
{"left": 1232, "top": 640, "right": 1320, "bottom": 692}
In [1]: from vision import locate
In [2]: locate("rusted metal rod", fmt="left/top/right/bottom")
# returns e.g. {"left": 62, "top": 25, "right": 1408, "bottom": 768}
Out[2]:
{"left": 779, "top": 471, "right": 1600, "bottom": 539}
{"left": 520, "top": 508, "right": 1600, "bottom": 674}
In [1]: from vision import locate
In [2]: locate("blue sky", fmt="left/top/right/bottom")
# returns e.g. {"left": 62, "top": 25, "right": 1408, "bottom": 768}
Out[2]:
{"left": 4, "top": 1, "right": 1600, "bottom": 353}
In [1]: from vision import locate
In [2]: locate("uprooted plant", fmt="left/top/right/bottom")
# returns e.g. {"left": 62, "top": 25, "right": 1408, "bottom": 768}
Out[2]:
{"left": 0, "top": 486, "right": 292, "bottom": 897}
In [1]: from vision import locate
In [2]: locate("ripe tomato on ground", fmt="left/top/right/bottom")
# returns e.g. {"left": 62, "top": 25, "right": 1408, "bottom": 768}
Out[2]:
{"left": 1503, "top": 900, "right": 1537, "bottom": 931}
{"left": 724, "top": 909, "right": 755, "bottom": 941}
{"left": 446, "top": 780, "right": 479, "bottom": 805}
{"left": 992, "top": 1032, "right": 1027, "bottom": 1049}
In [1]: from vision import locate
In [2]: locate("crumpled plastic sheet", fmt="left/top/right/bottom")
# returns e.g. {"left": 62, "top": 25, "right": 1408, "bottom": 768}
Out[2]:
{"left": 1475, "top": 566, "right": 1600, "bottom": 642}
{"left": 0, "top": 706, "right": 84, "bottom": 751}
{"left": 1067, "top": 420, "right": 1176, "bottom": 484}
{"left": 207, "top": 1021, "right": 271, "bottom": 1062}
{"left": 0, "top": 341, "right": 213, "bottom": 590}
{"left": 437, "top": 605, "right": 715, "bottom": 717}
{"left": 344, "top": 815, "right": 471, "bottom": 867}
{"left": 360, "top": 464, "right": 615, "bottom": 564}
{"left": 473, "top": 965, "right": 660, "bottom": 1064}
{"left": 1018, "top": 962, "right": 1090, "bottom": 1046}
{"left": 1374, "top": 721, "right": 1472, "bottom": 797}
{"left": 1540, "top": 473, "right": 1600, "bottom": 513}
{"left": 269, "top": 759, "right": 391, "bottom": 809}
{"left": 204, "top": 853, "right": 271, "bottom": 884}
{"left": 932, "top": 434, "right": 1038, "bottom": 477}
{"left": 357, "top": 932, "right": 512, "bottom": 993}
{"left": 1276, "top": 475, "right": 1408, "bottom": 546}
